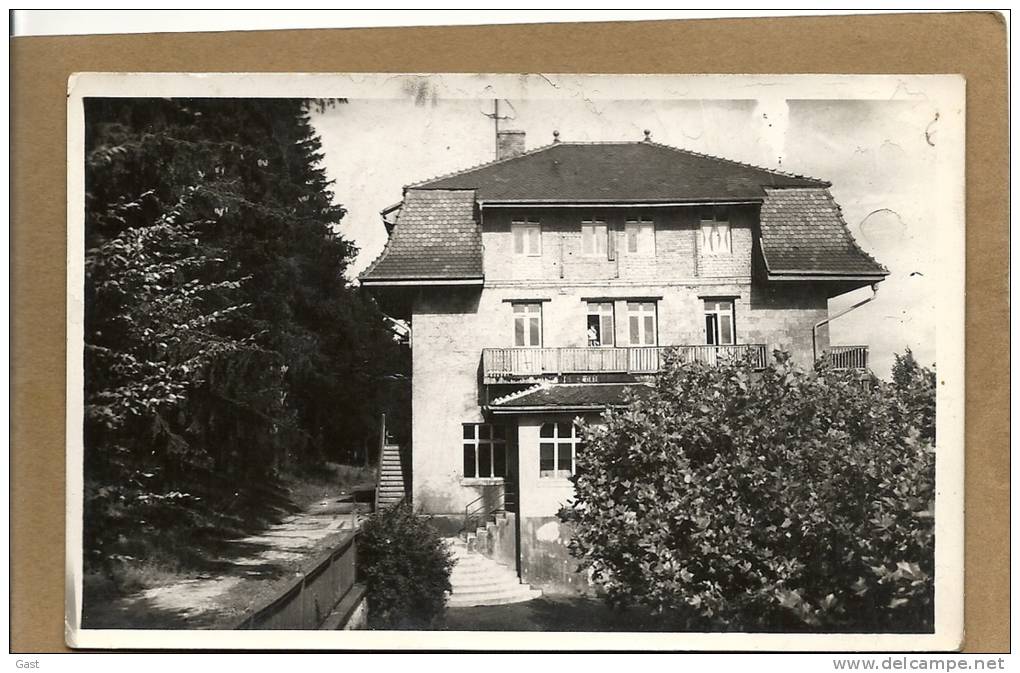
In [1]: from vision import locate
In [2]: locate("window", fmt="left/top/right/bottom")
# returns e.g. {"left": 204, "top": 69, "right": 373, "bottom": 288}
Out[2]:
{"left": 463, "top": 423, "right": 507, "bottom": 479}
{"left": 512, "top": 220, "right": 541, "bottom": 256}
{"left": 704, "top": 300, "right": 736, "bottom": 345}
{"left": 625, "top": 217, "right": 655, "bottom": 255}
{"left": 512, "top": 302, "right": 543, "bottom": 347}
{"left": 627, "top": 301, "right": 658, "bottom": 346}
{"left": 700, "top": 210, "right": 731, "bottom": 255}
{"left": 581, "top": 219, "right": 608, "bottom": 256}
{"left": 539, "top": 421, "right": 580, "bottom": 479}
{"left": 586, "top": 302, "right": 615, "bottom": 347}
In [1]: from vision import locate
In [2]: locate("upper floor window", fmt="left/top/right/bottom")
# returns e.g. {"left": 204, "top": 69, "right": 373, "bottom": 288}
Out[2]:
{"left": 463, "top": 423, "right": 507, "bottom": 479}
{"left": 512, "top": 219, "right": 541, "bottom": 257}
{"left": 625, "top": 217, "right": 655, "bottom": 255}
{"left": 539, "top": 421, "right": 581, "bottom": 479}
{"left": 581, "top": 219, "right": 608, "bottom": 256}
{"left": 586, "top": 302, "right": 615, "bottom": 347}
{"left": 512, "top": 302, "right": 543, "bottom": 347}
{"left": 704, "top": 299, "right": 735, "bottom": 345}
{"left": 700, "top": 210, "right": 731, "bottom": 255}
{"left": 627, "top": 301, "right": 658, "bottom": 346}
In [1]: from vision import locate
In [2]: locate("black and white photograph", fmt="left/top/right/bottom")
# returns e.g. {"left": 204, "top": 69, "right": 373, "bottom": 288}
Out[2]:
{"left": 66, "top": 73, "right": 965, "bottom": 650}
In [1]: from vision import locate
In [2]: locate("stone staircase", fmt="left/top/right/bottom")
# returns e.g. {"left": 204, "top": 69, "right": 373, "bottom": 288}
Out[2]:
{"left": 376, "top": 443, "right": 407, "bottom": 509}
{"left": 445, "top": 537, "right": 542, "bottom": 608}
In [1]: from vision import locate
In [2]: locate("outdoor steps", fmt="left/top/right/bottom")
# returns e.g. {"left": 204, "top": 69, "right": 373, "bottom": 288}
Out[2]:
{"left": 445, "top": 538, "right": 542, "bottom": 608}
{"left": 376, "top": 443, "right": 406, "bottom": 509}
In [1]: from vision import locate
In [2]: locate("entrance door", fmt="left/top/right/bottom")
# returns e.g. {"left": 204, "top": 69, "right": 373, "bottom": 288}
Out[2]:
{"left": 504, "top": 422, "right": 519, "bottom": 514}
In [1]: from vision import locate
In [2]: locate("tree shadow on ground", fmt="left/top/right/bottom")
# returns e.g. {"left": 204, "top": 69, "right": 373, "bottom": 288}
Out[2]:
{"left": 440, "top": 595, "right": 687, "bottom": 632}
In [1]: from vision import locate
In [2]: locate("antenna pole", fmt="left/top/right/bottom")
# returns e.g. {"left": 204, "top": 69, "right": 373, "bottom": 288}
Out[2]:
{"left": 494, "top": 99, "right": 499, "bottom": 158}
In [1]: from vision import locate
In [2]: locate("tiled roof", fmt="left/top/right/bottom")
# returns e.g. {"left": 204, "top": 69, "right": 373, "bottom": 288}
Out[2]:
{"left": 412, "top": 141, "right": 828, "bottom": 202}
{"left": 360, "top": 189, "right": 482, "bottom": 281}
{"left": 759, "top": 188, "right": 888, "bottom": 277}
{"left": 489, "top": 382, "right": 653, "bottom": 412}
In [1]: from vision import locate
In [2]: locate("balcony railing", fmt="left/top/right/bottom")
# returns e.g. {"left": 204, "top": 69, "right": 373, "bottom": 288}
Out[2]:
{"left": 824, "top": 345, "right": 869, "bottom": 371}
{"left": 482, "top": 344, "right": 768, "bottom": 383}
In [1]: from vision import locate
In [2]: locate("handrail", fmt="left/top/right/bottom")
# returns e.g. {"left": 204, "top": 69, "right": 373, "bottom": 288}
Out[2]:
{"left": 374, "top": 412, "right": 386, "bottom": 513}
{"left": 462, "top": 482, "right": 508, "bottom": 534}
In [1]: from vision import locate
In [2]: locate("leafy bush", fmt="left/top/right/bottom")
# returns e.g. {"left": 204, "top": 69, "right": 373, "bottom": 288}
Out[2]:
{"left": 891, "top": 348, "right": 937, "bottom": 444}
{"left": 358, "top": 504, "right": 455, "bottom": 629}
{"left": 568, "top": 350, "right": 935, "bottom": 632}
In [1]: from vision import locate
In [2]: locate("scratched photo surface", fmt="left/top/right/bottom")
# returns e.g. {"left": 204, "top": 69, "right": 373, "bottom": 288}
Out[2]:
{"left": 67, "top": 74, "right": 964, "bottom": 650}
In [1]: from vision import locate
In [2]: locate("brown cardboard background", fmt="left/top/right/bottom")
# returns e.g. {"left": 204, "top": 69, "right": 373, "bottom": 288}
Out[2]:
{"left": 11, "top": 13, "right": 1008, "bottom": 652}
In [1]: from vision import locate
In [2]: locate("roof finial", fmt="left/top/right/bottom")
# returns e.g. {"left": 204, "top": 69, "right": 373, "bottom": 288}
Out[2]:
{"left": 552, "top": 130, "right": 560, "bottom": 143}
{"left": 643, "top": 129, "right": 651, "bottom": 141}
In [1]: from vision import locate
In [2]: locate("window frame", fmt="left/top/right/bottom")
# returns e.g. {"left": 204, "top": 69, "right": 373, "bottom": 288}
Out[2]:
{"left": 538, "top": 421, "right": 581, "bottom": 479}
{"left": 704, "top": 299, "right": 736, "bottom": 346}
{"left": 699, "top": 210, "right": 732, "bottom": 256}
{"left": 511, "top": 219, "right": 542, "bottom": 257}
{"left": 585, "top": 301, "right": 616, "bottom": 347}
{"left": 580, "top": 219, "right": 609, "bottom": 257}
{"left": 512, "top": 301, "right": 543, "bottom": 348}
{"left": 626, "top": 300, "right": 658, "bottom": 346}
{"left": 624, "top": 217, "right": 656, "bottom": 256}
{"left": 462, "top": 423, "right": 508, "bottom": 480}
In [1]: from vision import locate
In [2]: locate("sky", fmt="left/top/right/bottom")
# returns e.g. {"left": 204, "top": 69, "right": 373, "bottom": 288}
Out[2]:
{"left": 310, "top": 77, "right": 958, "bottom": 378}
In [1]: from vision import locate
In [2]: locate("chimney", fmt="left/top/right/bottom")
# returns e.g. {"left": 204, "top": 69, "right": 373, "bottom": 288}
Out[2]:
{"left": 496, "top": 129, "right": 526, "bottom": 160}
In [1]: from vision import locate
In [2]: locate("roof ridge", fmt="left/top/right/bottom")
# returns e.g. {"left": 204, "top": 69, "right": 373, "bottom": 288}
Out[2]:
{"left": 407, "top": 142, "right": 560, "bottom": 190}
{"left": 645, "top": 140, "right": 831, "bottom": 187}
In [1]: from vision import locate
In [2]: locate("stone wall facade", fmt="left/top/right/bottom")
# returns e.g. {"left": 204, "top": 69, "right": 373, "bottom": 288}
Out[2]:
{"left": 409, "top": 203, "right": 833, "bottom": 590}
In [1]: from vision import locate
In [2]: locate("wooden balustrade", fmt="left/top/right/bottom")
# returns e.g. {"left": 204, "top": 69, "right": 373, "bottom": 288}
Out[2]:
{"left": 482, "top": 344, "right": 768, "bottom": 382}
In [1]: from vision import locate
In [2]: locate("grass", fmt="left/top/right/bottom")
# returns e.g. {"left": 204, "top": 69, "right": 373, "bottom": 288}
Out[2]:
{"left": 282, "top": 461, "right": 376, "bottom": 510}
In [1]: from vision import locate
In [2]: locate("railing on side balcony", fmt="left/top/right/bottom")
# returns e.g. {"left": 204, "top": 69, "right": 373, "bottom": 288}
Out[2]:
{"left": 824, "top": 345, "right": 869, "bottom": 371}
{"left": 482, "top": 344, "right": 768, "bottom": 382}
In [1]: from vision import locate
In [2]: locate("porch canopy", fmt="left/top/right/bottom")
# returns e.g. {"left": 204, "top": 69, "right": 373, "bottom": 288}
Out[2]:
{"left": 488, "top": 382, "right": 653, "bottom": 415}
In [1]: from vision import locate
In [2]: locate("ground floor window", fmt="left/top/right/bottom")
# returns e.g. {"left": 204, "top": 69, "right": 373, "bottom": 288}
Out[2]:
{"left": 463, "top": 423, "right": 507, "bottom": 478}
{"left": 539, "top": 421, "right": 581, "bottom": 479}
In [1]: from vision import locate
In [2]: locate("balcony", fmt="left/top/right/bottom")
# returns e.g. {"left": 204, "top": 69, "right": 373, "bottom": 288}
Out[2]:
{"left": 824, "top": 345, "right": 869, "bottom": 371}
{"left": 482, "top": 344, "right": 768, "bottom": 384}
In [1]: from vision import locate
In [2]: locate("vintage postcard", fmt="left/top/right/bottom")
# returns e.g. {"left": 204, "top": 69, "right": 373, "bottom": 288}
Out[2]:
{"left": 66, "top": 72, "right": 965, "bottom": 650}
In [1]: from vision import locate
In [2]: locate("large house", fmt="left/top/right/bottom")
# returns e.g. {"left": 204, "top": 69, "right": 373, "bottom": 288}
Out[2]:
{"left": 360, "top": 130, "right": 887, "bottom": 598}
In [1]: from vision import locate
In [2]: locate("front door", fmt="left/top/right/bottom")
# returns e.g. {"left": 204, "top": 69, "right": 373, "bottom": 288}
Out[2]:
{"left": 504, "top": 422, "right": 519, "bottom": 514}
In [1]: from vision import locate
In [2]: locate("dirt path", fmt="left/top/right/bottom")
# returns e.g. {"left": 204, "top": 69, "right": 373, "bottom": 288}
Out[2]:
{"left": 83, "top": 498, "right": 368, "bottom": 629}
{"left": 440, "top": 596, "right": 681, "bottom": 632}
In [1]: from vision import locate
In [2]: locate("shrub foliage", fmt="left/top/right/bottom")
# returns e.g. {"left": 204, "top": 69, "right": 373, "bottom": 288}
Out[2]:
{"left": 568, "top": 351, "right": 936, "bottom": 632}
{"left": 358, "top": 504, "right": 455, "bottom": 629}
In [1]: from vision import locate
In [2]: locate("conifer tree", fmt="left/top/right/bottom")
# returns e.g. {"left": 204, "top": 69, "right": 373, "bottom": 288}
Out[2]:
{"left": 83, "top": 98, "right": 406, "bottom": 573}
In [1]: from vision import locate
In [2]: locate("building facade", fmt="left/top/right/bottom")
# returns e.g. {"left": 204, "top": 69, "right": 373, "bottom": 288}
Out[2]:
{"left": 361, "top": 132, "right": 887, "bottom": 592}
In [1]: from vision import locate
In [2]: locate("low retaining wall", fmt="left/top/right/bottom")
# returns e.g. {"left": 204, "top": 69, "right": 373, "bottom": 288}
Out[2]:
{"left": 235, "top": 529, "right": 367, "bottom": 630}
{"left": 471, "top": 512, "right": 517, "bottom": 569}
{"left": 520, "top": 517, "right": 592, "bottom": 595}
